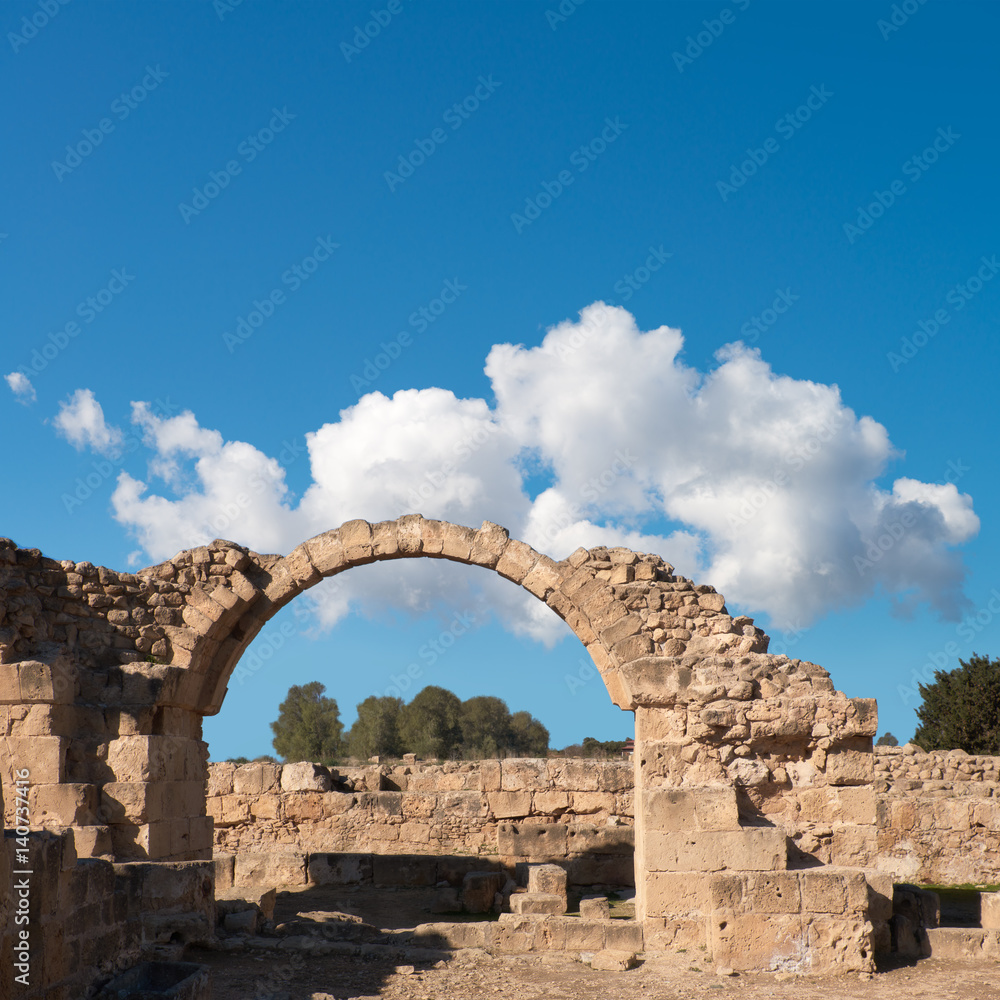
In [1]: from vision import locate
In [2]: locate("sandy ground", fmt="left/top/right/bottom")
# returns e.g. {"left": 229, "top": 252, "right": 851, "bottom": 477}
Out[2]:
{"left": 192, "top": 884, "right": 1000, "bottom": 1000}
{"left": 189, "top": 945, "right": 1000, "bottom": 1000}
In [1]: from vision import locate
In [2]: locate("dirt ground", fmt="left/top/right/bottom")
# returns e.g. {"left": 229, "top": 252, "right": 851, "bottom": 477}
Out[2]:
{"left": 190, "top": 945, "right": 1000, "bottom": 1000}
{"left": 192, "top": 884, "right": 1000, "bottom": 1000}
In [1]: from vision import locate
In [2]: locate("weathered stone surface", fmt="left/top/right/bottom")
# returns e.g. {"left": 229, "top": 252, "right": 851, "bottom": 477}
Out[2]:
{"left": 590, "top": 949, "right": 638, "bottom": 971}
{"left": 510, "top": 891, "right": 565, "bottom": 915}
{"left": 579, "top": 894, "right": 611, "bottom": 918}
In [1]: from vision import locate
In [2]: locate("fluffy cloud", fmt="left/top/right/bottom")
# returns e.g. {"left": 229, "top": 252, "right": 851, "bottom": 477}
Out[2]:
{"left": 55, "top": 302, "right": 976, "bottom": 643}
{"left": 53, "top": 389, "right": 124, "bottom": 457}
{"left": 5, "top": 372, "right": 36, "bottom": 404}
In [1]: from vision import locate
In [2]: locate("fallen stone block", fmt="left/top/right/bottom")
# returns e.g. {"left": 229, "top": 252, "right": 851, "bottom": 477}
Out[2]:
{"left": 462, "top": 871, "right": 505, "bottom": 913}
{"left": 579, "top": 895, "right": 611, "bottom": 919}
{"left": 590, "top": 949, "right": 637, "bottom": 971}
{"left": 527, "top": 862, "right": 568, "bottom": 896}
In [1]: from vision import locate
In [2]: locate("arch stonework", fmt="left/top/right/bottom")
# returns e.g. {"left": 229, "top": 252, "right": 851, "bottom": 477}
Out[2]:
{"left": 0, "top": 517, "right": 884, "bottom": 974}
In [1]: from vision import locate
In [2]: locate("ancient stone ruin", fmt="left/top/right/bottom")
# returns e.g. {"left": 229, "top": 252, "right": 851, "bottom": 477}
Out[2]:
{"left": 1, "top": 516, "right": 998, "bottom": 996}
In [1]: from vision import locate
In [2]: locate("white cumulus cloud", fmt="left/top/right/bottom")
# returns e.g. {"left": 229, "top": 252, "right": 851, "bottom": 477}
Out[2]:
{"left": 48, "top": 302, "right": 977, "bottom": 644}
{"left": 5, "top": 372, "right": 36, "bottom": 404}
{"left": 53, "top": 389, "right": 124, "bottom": 457}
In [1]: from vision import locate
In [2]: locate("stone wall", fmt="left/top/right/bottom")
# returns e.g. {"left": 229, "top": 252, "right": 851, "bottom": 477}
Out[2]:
{"left": 208, "top": 758, "right": 635, "bottom": 887}
{"left": 873, "top": 745, "right": 1000, "bottom": 884}
{"left": 208, "top": 747, "right": 1000, "bottom": 895}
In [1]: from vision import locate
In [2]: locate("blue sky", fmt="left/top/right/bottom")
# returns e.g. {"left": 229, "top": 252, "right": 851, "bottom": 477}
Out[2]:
{"left": 2, "top": 0, "right": 997, "bottom": 759}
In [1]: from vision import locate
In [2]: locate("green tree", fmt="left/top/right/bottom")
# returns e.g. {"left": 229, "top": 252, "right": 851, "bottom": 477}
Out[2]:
{"left": 509, "top": 710, "right": 549, "bottom": 757}
{"left": 875, "top": 732, "right": 899, "bottom": 747}
{"left": 348, "top": 696, "right": 403, "bottom": 760}
{"left": 459, "top": 695, "right": 513, "bottom": 758}
{"left": 398, "top": 686, "right": 463, "bottom": 759}
{"left": 913, "top": 654, "right": 1000, "bottom": 754}
{"left": 270, "top": 681, "right": 343, "bottom": 763}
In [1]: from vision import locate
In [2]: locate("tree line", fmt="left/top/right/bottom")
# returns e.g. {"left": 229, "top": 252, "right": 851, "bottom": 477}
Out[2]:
{"left": 268, "top": 681, "right": 550, "bottom": 764}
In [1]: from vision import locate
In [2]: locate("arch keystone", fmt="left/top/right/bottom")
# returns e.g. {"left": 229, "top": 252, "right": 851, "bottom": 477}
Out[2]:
{"left": 396, "top": 514, "right": 425, "bottom": 555}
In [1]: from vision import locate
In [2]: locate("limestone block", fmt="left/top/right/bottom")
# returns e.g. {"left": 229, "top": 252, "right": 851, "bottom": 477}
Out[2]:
{"left": 480, "top": 759, "right": 501, "bottom": 792}
{"left": 570, "top": 791, "right": 616, "bottom": 815}
{"left": 233, "top": 762, "right": 281, "bottom": 794}
{"left": 527, "top": 862, "right": 567, "bottom": 896}
{"left": 709, "top": 912, "right": 806, "bottom": 973}
{"left": 462, "top": 871, "right": 505, "bottom": 913}
{"left": 825, "top": 747, "right": 874, "bottom": 786}
{"left": 208, "top": 762, "right": 235, "bottom": 796}
{"left": 4, "top": 735, "right": 66, "bottom": 783}
{"left": 339, "top": 519, "right": 373, "bottom": 562}
{"left": 498, "top": 822, "right": 568, "bottom": 858}
{"left": 373, "top": 855, "right": 437, "bottom": 886}
{"left": 600, "top": 614, "right": 644, "bottom": 646}
{"left": 565, "top": 824, "right": 634, "bottom": 855}
{"left": 644, "top": 872, "right": 710, "bottom": 917}
{"left": 864, "top": 869, "right": 894, "bottom": 922}
{"left": 210, "top": 793, "right": 249, "bottom": 826}
{"left": 249, "top": 793, "right": 281, "bottom": 820}
{"left": 612, "top": 633, "right": 654, "bottom": 663}
{"left": 557, "top": 916, "right": 606, "bottom": 951}
{"left": 697, "top": 592, "right": 726, "bottom": 612}
{"left": 510, "top": 891, "right": 565, "bottom": 915}
{"left": 110, "top": 821, "right": 173, "bottom": 859}
{"left": 28, "top": 782, "right": 97, "bottom": 826}
{"left": 640, "top": 787, "right": 739, "bottom": 833}
{"left": 283, "top": 791, "right": 325, "bottom": 823}
{"left": 101, "top": 781, "right": 160, "bottom": 824}
{"left": 495, "top": 539, "right": 539, "bottom": 584}
{"left": 488, "top": 790, "right": 532, "bottom": 819}
{"left": 411, "top": 921, "right": 488, "bottom": 950}
{"left": 579, "top": 895, "right": 611, "bottom": 918}
{"left": 214, "top": 852, "right": 235, "bottom": 890}
{"left": 924, "top": 927, "right": 998, "bottom": 960}
{"left": 280, "top": 761, "right": 332, "bottom": 792}
{"left": 234, "top": 850, "right": 307, "bottom": 886}
{"left": 805, "top": 916, "right": 874, "bottom": 972}
{"left": 794, "top": 786, "right": 876, "bottom": 825}
{"left": 554, "top": 758, "right": 601, "bottom": 791}
{"left": 470, "top": 521, "right": 509, "bottom": 568}
{"left": 590, "top": 949, "right": 637, "bottom": 971}
{"left": 534, "top": 790, "right": 570, "bottom": 814}
{"left": 982, "top": 892, "right": 1000, "bottom": 929}
{"left": 501, "top": 759, "right": 548, "bottom": 792}
{"left": 604, "top": 919, "right": 644, "bottom": 952}
{"left": 645, "top": 828, "right": 787, "bottom": 873}
{"left": 439, "top": 522, "right": 476, "bottom": 560}
{"left": 355, "top": 520, "right": 394, "bottom": 560}
{"left": 67, "top": 824, "right": 112, "bottom": 859}
{"left": 521, "top": 559, "right": 562, "bottom": 600}
{"left": 307, "top": 853, "right": 373, "bottom": 885}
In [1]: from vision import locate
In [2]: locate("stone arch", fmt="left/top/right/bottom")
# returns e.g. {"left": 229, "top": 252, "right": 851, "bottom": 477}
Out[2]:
{"left": 178, "top": 516, "right": 638, "bottom": 718}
